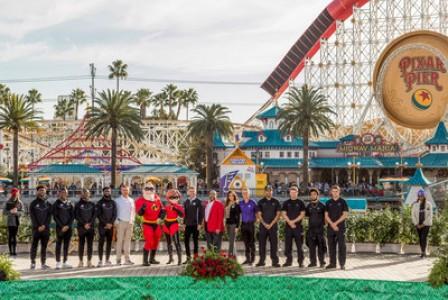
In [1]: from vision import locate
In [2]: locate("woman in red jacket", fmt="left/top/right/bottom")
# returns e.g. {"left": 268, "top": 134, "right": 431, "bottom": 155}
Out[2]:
{"left": 163, "top": 189, "right": 184, "bottom": 265}
{"left": 204, "top": 190, "right": 225, "bottom": 251}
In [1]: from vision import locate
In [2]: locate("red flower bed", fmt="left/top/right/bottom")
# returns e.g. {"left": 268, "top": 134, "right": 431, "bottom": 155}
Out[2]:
{"left": 182, "top": 247, "right": 243, "bottom": 281}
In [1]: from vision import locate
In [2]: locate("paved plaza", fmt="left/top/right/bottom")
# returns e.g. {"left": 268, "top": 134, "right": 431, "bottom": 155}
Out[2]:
{"left": 7, "top": 249, "right": 435, "bottom": 282}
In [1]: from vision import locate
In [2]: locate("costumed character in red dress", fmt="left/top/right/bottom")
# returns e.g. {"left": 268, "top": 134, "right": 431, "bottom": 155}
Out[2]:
{"left": 162, "top": 189, "right": 185, "bottom": 265}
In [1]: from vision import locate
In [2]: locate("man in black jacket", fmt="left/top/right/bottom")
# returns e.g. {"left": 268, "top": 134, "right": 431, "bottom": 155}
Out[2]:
{"left": 75, "top": 188, "right": 96, "bottom": 268}
{"left": 29, "top": 185, "right": 52, "bottom": 270}
{"left": 96, "top": 186, "right": 117, "bottom": 267}
{"left": 183, "top": 186, "right": 204, "bottom": 263}
{"left": 52, "top": 187, "right": 74, "bottom": 269}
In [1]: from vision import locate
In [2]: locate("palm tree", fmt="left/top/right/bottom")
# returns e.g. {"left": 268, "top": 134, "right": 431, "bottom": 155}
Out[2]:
{"left": 177, "top": 88, "right": 198, "bottom": 120}
{"left": 54, "top": 97, "right": 74, "bottom": 121}
{"left": 108, "top": 60, "right": 128, "bottom": 92}
{"left": 25, "top": 89, "right": 42, "bottom": 111}
{"left": 277, "top": 85, "right": 335, "bottom": 189}
{"left": 188, "top": 104, "right": 233, "bottom": 189}
{"left": 0, "top": 84, "right": 10, "bottom": 104}
{"left": 69, "top": 88, "right": 87, "bottom": 120}
{"left": 0, "top": 93, "right": 41, "bottom": 186}
{"left": 84, "top": 89, "right": 144, "bottom": 188}
{"left": 162, "top": 84, "right": 180, "bottom": 119}
{"left": 152, "top": 92, "right": 168, "bottom": 119}
{"left": 133, "top": 88, "right": 152, "bottom": 119}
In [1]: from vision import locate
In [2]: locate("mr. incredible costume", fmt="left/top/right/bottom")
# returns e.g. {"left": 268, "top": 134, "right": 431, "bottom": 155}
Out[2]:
{"left": 135, "top": 183, "right": 165, "bottom": 266}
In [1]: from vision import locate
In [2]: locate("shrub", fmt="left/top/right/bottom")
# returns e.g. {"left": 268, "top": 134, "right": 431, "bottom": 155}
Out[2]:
{"left": 182, "top": 247, "right": 243, "bottom": 281}
{"left": 399, "top": 206, "right": 418, "bottom": 245}
{"left": 371, "top": 209, "right": 400, "bottom": 245}
{"left": 428, "top": 243, "right": 448, "bottom": 287}
{"left": 0, "top": 254, "right": 20, "bottom": 281}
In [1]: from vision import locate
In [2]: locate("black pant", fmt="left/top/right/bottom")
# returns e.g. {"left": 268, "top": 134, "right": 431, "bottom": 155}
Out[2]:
{"left": 55, "top": 228, "right": 72, "bottom": 263}
{"left": 241, "top": 222, "right": 255, "bottom": 262}
{"left": 184, "top": 225, "right": 199, "bottom": 258}
{"left": 8, "top": 226, "right": 19, "bottom": 255}
{"left": 327, "top": 227, "right": 346, "bottom": 267}
{"left": 98, "top": 226, "right": 113, "bottom": 262}
{"left": 284, "top": 225, "right": 304, "bottom": 264}
{"left": 78, "top": 227, "right": 94, "bottom": 261}
{"left": 306, "top": 230, "right": 326, "bottom": 265}
{"left": 258, "top": 224, "right": 279, "bottom": 264}
{"left": 416, "top": 225, "right": 430, "bottom": 254}
{"left": 30, "top": 229, "right": 50, "bottom": 264}
{"left": 166, "top": 232, "right": 182, "bottom": 257}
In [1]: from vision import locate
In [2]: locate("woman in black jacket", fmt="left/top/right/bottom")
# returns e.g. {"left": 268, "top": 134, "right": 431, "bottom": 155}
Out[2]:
{"left": 225, "top": 190, "right": 241, "bottom": 257}
{"left": 75, "top": 188, "right": 96, "bottom": 268}
{"left": 2, "top": 188, "right": 23, "bottom": 257}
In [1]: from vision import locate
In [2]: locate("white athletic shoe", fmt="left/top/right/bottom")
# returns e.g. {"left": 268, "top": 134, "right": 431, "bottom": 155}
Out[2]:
{"left": 78, "top": 261, "right": 84, "bottom": 268}
{"left": 97, "top": 260, "right": 103, "bottom": 267}
{"left": 105, "top": 260, "right": 112, "bottom": 266}
{"left": 62, "top": 263, "right": 72, "bottom": 269}
{"left": 56, "top": 262, "right": 62, "bottom": 270}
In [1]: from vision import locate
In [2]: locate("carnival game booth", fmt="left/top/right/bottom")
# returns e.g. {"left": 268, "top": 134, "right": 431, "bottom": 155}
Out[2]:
{"left": 28, "top": 164, "right": 104, "bottom": 195}
{"left": 121, "top": 163, "right": 198, "bottom": 194}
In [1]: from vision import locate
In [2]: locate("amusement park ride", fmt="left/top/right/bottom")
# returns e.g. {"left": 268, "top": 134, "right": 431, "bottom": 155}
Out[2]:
{"left": 252, "top": 0, "right": 448, "bottom": 151}
{"left": 2, "top": 0, "right": 448, "bottom": 172}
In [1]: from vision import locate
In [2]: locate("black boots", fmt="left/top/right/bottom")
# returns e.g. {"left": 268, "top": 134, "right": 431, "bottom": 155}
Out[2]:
{"left": 167, "top": 253, "right": 174, "bottom": 265}
{"left": 142, "top": 249, "right": 150, "bottom": 266}
{"left": 150, "top": 250, "right": 160, "bottom": 264}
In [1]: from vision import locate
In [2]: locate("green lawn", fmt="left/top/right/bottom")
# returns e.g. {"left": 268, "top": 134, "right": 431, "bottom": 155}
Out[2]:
{"left": 0, "top": 276, "right": 447, "bottom": 300}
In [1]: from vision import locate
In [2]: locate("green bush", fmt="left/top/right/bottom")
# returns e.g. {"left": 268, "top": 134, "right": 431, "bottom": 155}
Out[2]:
{"left": 0, "top": 254, "right": 20, "bottom": 281}
{"left": 371, "top": 209, "right": 400, "bottom": 245}
{"left": 429, "top": 243, "right": 448, "bottom": 287}
{"left": 399, "top": 206, "right": 418, "bottom": 245}
{"left": 429, "top": 214, "right": 447, "bottom": 247}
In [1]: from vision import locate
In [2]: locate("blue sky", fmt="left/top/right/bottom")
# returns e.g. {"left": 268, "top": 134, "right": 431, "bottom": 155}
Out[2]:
{"left": 0, "top": 0, "right": 329, "bottom": 122}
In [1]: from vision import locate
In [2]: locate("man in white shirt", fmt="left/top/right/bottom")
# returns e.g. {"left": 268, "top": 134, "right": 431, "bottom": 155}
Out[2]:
{"left": 115, "top": 184, "right": 135, "bottom": 265}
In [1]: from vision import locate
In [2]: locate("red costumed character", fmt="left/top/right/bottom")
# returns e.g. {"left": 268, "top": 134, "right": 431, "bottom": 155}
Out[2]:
{"left": 135, "top": 182, "right": 165, "bottom": 266}
{"left": 162, "top": 189, "right": 184, "bottom": 265}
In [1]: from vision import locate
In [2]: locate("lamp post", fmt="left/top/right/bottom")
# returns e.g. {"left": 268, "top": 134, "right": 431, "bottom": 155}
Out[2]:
{"left": 395, "top": 157, "right": 408, "bottom": 177}
{"left": 347, "top": 157, "right": 361, "bottom": 185}
{"left": 297, "top": 161, "right": 302, "bottom": 187}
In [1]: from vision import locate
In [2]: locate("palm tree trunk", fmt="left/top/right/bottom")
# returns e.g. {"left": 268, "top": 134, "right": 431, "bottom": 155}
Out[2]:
{"left": 140, "top": 104, "right": 145, "bottom": 119}
{"left": 176, "top": 102, "right": 182, "bottom": 120}
{"left": 111, "top": 128, "right": 117, "bottom": 188}
{"left": 116, "top": 78, "right": 119, "bottom": 93}
{"left": 13, "top": 129, "right": 19, "bottom": 187}
{"left": 186, "top": 103, "right": 189, "bottom": 120}
{"left": 302, "top": 129, "right": 310, "bottom": 190}
{"left": 206, "top": 134, "right": 214, "bottom": 191}
{"left": 75, "top": 102, "right": 79, "bottom": 121}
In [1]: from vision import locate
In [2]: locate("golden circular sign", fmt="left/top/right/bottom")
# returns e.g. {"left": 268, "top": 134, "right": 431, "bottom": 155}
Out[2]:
{"left": 373, "top": 31, "right": 448, "bottom": 129}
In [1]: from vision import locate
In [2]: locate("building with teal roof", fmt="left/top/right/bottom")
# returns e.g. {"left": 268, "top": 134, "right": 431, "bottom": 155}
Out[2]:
{"left": 214, "top": 105, "right": 448, "bottom": 186}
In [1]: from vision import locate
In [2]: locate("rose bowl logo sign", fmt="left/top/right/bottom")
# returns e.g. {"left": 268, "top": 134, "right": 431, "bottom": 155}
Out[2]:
{"left": 373, "top": 31, "right": 448, "bottom": 129}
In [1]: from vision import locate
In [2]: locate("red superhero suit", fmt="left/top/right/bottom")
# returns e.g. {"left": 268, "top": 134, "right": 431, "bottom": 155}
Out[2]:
{"left": 162, "top": 202, "right": 184, "bottom": 235}
{"left": 163, "top": 189, "right": 185, "bottom": 265}
{"left": 135, "top": 184, "right": 165, "bottom": 266}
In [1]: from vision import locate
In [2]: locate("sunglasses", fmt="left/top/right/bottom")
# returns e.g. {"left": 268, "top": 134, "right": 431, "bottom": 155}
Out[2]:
{"left": 169, "top": 196, "right": 179, "bottom": 200}
{"left": 144, "top": 187, "right": 155, "bottom": 191}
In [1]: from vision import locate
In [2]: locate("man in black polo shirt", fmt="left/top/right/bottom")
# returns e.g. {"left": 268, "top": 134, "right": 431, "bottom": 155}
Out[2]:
{"left": 281, "top": 185, "right": 306, "bottom": 267}
{"left": 325, "top": 185, "right": 349, "bottom": 270}
{"left": 305, "top": 188, "right": 327, "bottom": 268}
{"left": 256, "top": 185, "right": 281, "bottom": 267}
{"left": 183, "top": 186, "right": 204, "bottom": 263}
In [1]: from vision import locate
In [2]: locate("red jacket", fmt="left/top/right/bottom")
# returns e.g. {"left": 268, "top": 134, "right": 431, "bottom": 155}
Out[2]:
{"left": 205, "top": 200, "right": 224, "bottom": 233}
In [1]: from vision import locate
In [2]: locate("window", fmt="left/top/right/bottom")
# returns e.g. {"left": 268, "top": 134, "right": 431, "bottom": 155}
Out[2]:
{"left": 294, "top": 152, "right": 299, "bottom": 158}
{"left": 268, "top": 121, "right": 274, "bottom": 129}
{"left": 287, "top": 152, "right": 292, "bottom": 158}
{"left": 280, "top": 151, "right": 284, "bottom": 158}
{"left": 284, "top": 135, "right": 292, "bottom": 142}
{"left": 432, "top": 145, "right": 437, "bottom": 151}
{"left": 264, "top": 152, "right": 270, "bottom": 158}
{"left": 251, "top": 152, "right": 256, "bottom": 160}
{"left": 258, "top": 135, "right": 266, "bottom": 143}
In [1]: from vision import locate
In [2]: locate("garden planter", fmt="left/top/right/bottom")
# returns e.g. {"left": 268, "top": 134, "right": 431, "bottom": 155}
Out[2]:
{"left": 355, "top": 243, "right": 377, "bottom": 253}
{"left": 402, "top": 244, "right": 421, "bottom": 254}
{"left": 347, "top": 242, "right": 356, "bottom": 253}
{"left": 380, "top": 243, "right": 401, "bottom": 254}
